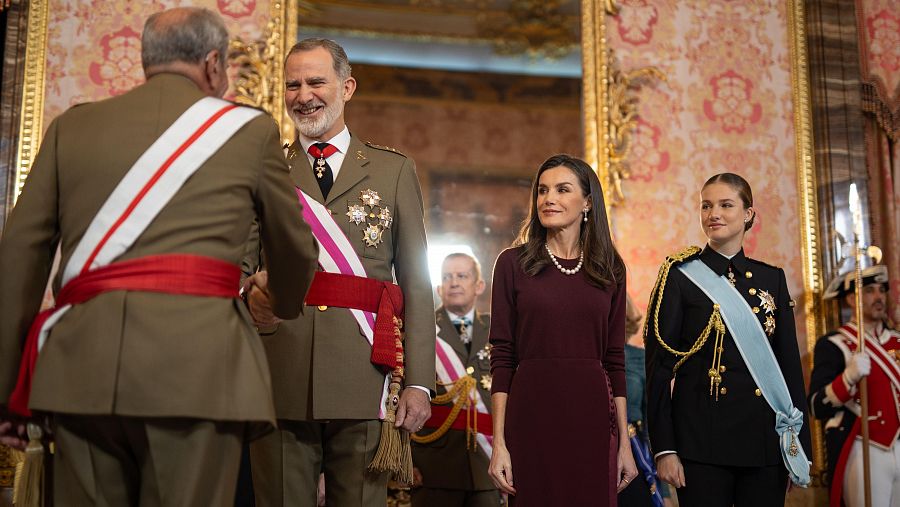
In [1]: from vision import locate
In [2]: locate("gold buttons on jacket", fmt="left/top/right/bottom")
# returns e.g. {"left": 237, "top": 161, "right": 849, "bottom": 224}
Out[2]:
{"left": 745, "top": 271, "right": 753, "bottom": 279}
{"left": 755, "top": 388, "right": 762, "bottom": 397}
{"left": 752, "top": 307, "right": 760, "bottom": 314}
{"left": 317, "top": 305, "right": 328, "bottom": 311}
{"left": 719, "top": 387, "right": 727, "bottom": 395}
{"left": 719, "top": 365, "right": 726, "bottom": 373}
{"left": 749, "top": 288, "right": 757, "bottom": 296}
{"left": 466, "top": 366, "right": 475, "bottom": 375}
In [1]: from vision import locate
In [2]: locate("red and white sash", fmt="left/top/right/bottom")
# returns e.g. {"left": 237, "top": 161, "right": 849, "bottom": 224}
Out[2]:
{"left": 295, "top": 189, "right": 391, "bottom": 419}
{"left": 37, "top": 98, "right": 260, "bottom": 351}
{"left": 434, "top": 333, "right": 493, "bottom": 458}
{"left": 836, "top": 323, "right": 900, "bottom": 393}
{"left": 38, "top": 97, "right": 262, "bottom": 350}
{"left": 9, "top": 98, "right": 260, "bottom": 416}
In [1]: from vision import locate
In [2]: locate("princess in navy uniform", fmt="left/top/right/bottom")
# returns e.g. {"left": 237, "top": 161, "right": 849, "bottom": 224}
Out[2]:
{"left": 644, "top": 173, "right": 812, "bottom": 506}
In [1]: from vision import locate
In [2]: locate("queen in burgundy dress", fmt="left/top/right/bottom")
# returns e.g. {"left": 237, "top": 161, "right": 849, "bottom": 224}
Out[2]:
{"left": 487, "top": 154, "right": 638, "bottom": 505}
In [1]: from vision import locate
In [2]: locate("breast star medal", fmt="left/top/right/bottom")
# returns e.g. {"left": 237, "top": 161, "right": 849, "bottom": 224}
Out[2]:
{"left": 476, "top": 343, "right": 492, "bottom": 361}
{"left": 757, "top": 290, "right": 777, "bottom": 336}
{"left": 480, "top": 374, "right": 493, "bottom": 391}
{"left": 349, "top": 189, "right": 392, "bottom": 248}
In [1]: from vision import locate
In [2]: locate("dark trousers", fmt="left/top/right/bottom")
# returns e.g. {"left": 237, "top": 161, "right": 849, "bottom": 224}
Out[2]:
{"left": 677, "top": 459, "right": 787, "bottom": 507}
{"left": 618, "top": 471, "right": 655, "bottom": 507}
{"left": 411, "top": 486, "right": 502, "bottom": 507}
{"left": 53, "top": 414, "right": 245, "bottom": 507}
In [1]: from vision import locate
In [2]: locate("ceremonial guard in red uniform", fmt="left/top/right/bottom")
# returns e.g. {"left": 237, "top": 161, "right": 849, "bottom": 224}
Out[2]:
{"left": 809, "top": 264, "right": 900, "bottom": 507}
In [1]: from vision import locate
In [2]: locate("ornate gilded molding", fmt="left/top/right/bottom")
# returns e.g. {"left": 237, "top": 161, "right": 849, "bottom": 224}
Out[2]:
{"left": 787, "top": 0, "right": 826, "bottom": 484}
{"left": 581, "top": 0, "right": 661, "bottom": 207}
{"left": 606, "top": 52, "right": 664, "bottom": 205}
{"left": 12, "top": 0, "right": 49, "bottom": 207}
{"left": 580, "top": 0, "right": 611, "bottom": 207}
{"left": 230, "top": 0, "right": 297, "bottom": 144}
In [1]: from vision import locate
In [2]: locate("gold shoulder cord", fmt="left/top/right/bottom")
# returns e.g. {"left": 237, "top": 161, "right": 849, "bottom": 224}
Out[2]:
{"left": 410, "top": 375, "right": 480, "bottom": 450}
{"left": 643, "top": 246, "right": 728, "bottom": 400}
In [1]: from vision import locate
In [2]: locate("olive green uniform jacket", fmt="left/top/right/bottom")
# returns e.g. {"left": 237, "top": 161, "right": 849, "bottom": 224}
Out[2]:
{"left": 245, "top": 135, "right": 435, "bottom": 421}
{"left": 0, "top": 73, "right": 318, "bottom": 426}
{"left": 413, "top": 307, "right": 495, "bottom": 491}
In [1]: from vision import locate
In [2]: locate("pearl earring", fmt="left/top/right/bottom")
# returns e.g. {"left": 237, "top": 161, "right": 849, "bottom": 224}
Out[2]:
{"left": 583, "top": 209, "right": 589, "bottom": 222}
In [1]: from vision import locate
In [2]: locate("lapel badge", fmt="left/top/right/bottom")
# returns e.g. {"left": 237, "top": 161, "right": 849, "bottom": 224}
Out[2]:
{"left": 349, "top": 189, "right": 392, "bottom": 248}
{"left": 480, "top": 374, "right": 493, "bottom": 391}
{"left": 764, "top": 314, "right": 776, "bottom": 336}
{"left": 757, "top": 290, "right": 776, "bottom": 314}
{"left": 356, "top": 150, "right": 366, "bottom": 160}
{"left": 476, "top": 343, "right": 492, "bottom": 361}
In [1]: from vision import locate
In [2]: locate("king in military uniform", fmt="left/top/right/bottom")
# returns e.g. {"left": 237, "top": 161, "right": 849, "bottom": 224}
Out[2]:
{"left": 243, "top": 38, "right": 435, "bottom": 506}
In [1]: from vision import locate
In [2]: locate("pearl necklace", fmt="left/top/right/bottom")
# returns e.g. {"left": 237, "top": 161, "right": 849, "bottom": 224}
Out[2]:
{"left": 545, "top": 243, "right": 584, "bottom": 275}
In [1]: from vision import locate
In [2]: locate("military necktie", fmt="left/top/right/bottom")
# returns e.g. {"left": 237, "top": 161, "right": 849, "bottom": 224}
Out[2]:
{"left": 453, "top": 317, "right": 472, "bottom": 354}
{"left": 307, "top": 142, "right": 337, "bottom": 199}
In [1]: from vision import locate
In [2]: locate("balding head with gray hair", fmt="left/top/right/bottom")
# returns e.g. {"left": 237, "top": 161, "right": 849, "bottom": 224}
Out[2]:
{"left": 141, "top": 7, "right": 228, "bottom": 73}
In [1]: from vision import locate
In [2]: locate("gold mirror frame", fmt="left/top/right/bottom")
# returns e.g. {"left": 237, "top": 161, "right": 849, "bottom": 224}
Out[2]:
{"left": 11, "top": 0, "right": 826, "bottom": 482}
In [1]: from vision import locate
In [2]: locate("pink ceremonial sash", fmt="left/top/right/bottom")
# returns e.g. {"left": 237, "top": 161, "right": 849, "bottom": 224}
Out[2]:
{"left": 295, "top": 189, "right": 391, "bottom": 419}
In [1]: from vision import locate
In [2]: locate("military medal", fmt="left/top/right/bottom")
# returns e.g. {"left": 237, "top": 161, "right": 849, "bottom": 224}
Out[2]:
{"left": 363, "top": 224, "right": 383, "bottom": 247}
{"left": 477, "top": 343, "right": 492, "bottom": 361}
{"left": 480, "top": 374, "right": 493, "bottom": 391}
{"left": 764, "top": 315, "right": 776, "bottom": 336}
{"left": 315, "top": 157, "right": 327, "bottom": 179}
{"left": 360, "top": 189, "right": 381, "bottom": 207}
{"left": 756, "top": 290, "right": 777, "bottom": 336}
{"left": 347, "top": 204, "right": 367, "bottom": 225}
{"left": 757, "top": 290, "right": 776, "bottom": 314}
{"left": 349, "top": 189, "right": 391, "bottom": 248}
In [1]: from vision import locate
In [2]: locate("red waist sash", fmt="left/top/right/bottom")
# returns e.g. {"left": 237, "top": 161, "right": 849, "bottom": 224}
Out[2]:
{"left": 8, "top": 254, "right": 240, "bottom": 416}
{"left": 422, "top": 404, "right": 493, "bottom": 436}
{"left": 304, "top": 271, "right": 405, "bottom": 373}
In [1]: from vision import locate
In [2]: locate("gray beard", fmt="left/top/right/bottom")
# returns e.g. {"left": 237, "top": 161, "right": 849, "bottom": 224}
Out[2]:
{"left": 292, "top": 102, "right": 343, "bottom": 139}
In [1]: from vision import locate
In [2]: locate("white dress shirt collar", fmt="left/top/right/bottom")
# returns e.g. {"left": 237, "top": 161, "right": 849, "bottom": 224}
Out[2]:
{"left": 299, "top": 126, "right": 351, "bottom": 180}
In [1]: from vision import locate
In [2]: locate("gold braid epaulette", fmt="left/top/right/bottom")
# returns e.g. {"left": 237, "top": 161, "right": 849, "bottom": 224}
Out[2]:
{"left": 643, "top": 246, "right": 726, "bottom": 382}
{"left": 410, "top": 375, "right": 478, "bottom": 449}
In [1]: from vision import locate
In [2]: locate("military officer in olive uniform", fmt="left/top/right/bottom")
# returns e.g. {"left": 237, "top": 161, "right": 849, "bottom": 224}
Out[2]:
{"left": 0, "top": 8, "right": 318, "bottom": 505}
{"left": 244, "top": 38, "right": 435, "bottom": 506}
{"left": 645, "top": 173, "right": 810, "bottom": 506}
{"left": 412, "top": 253, "right": 500, "bottom": 507}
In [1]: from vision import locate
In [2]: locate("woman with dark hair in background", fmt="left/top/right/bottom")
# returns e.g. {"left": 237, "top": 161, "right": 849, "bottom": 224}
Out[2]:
{"left": 487, "top": 154, "right": 637, "bottom": 505}
{"left": 644, "top": 173, "right": 811, "bottom": 506}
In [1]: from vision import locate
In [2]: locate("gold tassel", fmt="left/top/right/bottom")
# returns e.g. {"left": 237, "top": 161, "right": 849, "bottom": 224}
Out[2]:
{"left": 367, "top": 381, "right": 414, "bottom": 484}
{"left": 13, "top": 423, "right": 44, "bottom": 507}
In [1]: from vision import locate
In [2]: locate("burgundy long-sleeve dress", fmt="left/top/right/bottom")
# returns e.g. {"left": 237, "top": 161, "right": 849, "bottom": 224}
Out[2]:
{"left": 490, "top": 247, "right": 627, "bottom": 506}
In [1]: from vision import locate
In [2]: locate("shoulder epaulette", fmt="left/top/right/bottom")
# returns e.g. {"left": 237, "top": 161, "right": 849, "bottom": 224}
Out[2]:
{"left": 746, "top": 257, "right": 780, "bottom": 270}
{"left": 666, "top": 245, "right": 702, "bottom": 264}
{"left": 364, "top": 141, "right": 406, "bottom": 157}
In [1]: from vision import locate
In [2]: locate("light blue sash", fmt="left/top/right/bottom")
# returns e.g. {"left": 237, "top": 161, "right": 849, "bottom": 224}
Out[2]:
{"left": 678, "top": 259, "right": 811, "bottom": 487}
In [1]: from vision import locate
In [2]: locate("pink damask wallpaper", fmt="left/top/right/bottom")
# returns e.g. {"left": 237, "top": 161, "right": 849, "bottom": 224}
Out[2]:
{"left": 42, "top": 0, "right": 271, "bottom": 125}
{"left": 858, "top": 0, "right": 900, "bottom": 110}
{"left": 607, "top": 1, "right": 807, "bottom": 345}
